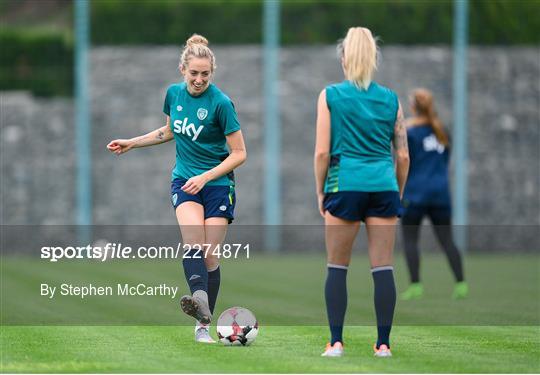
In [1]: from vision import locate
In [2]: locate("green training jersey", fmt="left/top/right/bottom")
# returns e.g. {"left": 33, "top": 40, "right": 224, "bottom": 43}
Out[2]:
{"left": 163, "top": 82, "right": 241, "bottom": 186}
{"left": 324, "top": 80, "right": 399, "bottom": 193}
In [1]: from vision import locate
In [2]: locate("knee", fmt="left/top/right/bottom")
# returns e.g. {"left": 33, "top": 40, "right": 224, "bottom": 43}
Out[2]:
{"left": 326, "top": 253, "right": 350, "bottom": 267}
{"left": 205, "top": 256, "right": 220, "bottom": 271}
{"left": 369, "top": 252, "right": 393, "bottom": 268}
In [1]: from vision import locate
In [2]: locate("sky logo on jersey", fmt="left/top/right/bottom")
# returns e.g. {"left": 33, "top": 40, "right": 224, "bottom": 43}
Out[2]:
{"left": 423, "top": 134, "right": 445, "bottom": 154}
{"left": 197, "top": 108, "right": 208, "bottom": 121}
{"left": 173, "top": 117, "right": 204, "bottom": 141}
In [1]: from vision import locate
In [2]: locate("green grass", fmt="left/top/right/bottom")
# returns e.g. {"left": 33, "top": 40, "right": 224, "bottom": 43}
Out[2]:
{"left": 2, "top": 254, "right": 539, "bottom": 325}
{"left": 1, "top": 254, "right": 539, "bottom": 372}
{"left": 2, "top": 326, "right": 539, "bottom": 373}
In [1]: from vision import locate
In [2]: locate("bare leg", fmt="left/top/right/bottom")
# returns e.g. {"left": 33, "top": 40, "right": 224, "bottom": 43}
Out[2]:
{"left": 176, "top": 201, "right": 205, "bottom": 244}
{"left": 325, "top": 211, "right": 360, "bottom": 266}
{"left": 366, "top": 216, "right": 397, "bottom": 268}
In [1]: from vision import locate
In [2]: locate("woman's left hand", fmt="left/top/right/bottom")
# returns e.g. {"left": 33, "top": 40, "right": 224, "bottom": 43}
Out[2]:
{"left": 181, "top": 174, "right": 209, "bottom": 195}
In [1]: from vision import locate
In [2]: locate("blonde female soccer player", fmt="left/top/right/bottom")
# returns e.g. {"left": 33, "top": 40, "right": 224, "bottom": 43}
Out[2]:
{"left": 314, "top": 27, "right": 409, "bottom": 357}
{"left": 400, "top": 88, "right": 467, "bottom": 300}
{"left": 107, "top": 34, "right": 247, "bottom": 343}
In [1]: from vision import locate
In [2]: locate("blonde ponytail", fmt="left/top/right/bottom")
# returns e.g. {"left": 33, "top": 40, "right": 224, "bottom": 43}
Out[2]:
{"left": 338, "top": 27, "right": 378, "bottom": 90}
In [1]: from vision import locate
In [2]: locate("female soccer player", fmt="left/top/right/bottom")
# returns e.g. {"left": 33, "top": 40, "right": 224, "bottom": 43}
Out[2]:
{"left": 400, "top": 88, "right": 467, "bottom": 300}
{"left": 107, "top": 34, "right": 247, "bottom": 343}
{"left": 314, "top": 27, "right": 409, "bottom": 357}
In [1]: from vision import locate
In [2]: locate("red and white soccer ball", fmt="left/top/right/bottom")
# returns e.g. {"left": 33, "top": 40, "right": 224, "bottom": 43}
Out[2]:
{"left": 217, "top": 307, "right": 259, "bottom": 346}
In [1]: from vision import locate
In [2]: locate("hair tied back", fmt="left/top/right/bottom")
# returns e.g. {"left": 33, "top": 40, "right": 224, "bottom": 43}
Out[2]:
{"left": 186, "top": 34, "right": 209, "bottom": 47}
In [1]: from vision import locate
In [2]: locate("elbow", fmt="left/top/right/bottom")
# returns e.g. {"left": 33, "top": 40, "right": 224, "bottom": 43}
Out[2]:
{"left": 396, "top": 150, "right": 410, "bottom": 165}
{"left": 399, "top": 155, "right": 410, "bottom": 167}
{"left": 235, "top": 149, "right": 247, "bottom": 165}
{"left": 314, "top": 151, "right": 330, "bottom": 161}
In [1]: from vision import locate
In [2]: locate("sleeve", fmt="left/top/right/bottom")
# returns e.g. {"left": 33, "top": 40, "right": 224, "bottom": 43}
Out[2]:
{"left": 216, "top": 98, "right": 241, "bottom": 135}
{"left": 163, "top": 86, "right": 173, "bottom": 116}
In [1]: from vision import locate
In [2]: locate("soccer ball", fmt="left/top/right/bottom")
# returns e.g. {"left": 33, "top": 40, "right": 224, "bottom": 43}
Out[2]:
{"left": 216, "top": 307, "right": 258, "bottom": 346}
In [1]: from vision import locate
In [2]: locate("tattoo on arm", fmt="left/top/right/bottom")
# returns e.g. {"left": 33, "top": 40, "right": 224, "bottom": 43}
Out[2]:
{"left": 394, "top": 108, "right": 408, "bottom": 151}
{"left": 156, "top": 130, "right": 164, "bottom": 140}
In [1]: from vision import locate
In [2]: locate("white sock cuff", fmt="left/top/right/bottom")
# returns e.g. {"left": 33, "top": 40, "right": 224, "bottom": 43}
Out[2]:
{"left": 371, "top": 265, "right": 394, "bottom": 273}
{"left": 327, "top": 263, "right": 348, "bottom": 270}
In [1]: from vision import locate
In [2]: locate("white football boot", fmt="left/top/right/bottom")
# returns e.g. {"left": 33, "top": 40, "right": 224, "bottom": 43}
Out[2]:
{"left": 373, "top": 344, "right": 392, "bottom": 357}
{"left": 321, "top": 342, "right": 344, "bottom": 357}
{"left": 194, "top": 323, "right": 216, "bottom": 343}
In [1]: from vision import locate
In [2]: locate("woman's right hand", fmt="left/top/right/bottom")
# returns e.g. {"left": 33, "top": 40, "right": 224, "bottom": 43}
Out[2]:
{"left": 107, "top": 139, "right": 133, "bottom": 155}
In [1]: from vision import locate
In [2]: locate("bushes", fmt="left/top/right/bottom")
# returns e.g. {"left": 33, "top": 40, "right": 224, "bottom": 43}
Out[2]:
{"left": 91, "top": 0, "right": 262, "bottom": 45}
{"left": 0, "top": 29, "right": 73, "bottom": 96}
{"left": 2, "top": 0, "right": 538, "bottom": 96}
{"left": 91, "top": 0, "right": 539, "bottom": 45}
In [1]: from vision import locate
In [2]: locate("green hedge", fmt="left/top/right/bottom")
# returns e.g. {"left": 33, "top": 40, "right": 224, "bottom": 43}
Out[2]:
{"left": 0, "top": 29, "right": 73, "bottom": 97}
{"left": 2, "top": 0, "right": 538, "bottom": 97}
{"left": 91, "top": 0, "right": 540, "bottom": 45}
{"left": 91, "top": 0, "right": 262, "bottom": 45}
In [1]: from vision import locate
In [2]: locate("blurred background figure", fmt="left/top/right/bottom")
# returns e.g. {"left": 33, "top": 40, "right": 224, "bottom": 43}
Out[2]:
{"left": 400, "top": 88, "right": 467, "bottom": 300}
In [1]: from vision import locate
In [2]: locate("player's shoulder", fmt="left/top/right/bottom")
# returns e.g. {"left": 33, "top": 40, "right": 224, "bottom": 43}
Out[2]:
{"left": 324, "top": 81, "right": 349, "bottom": 103}
{"left": 325, "top": 81, "right": 349, "bottom": 92}
{"left": 208, "top": 84, "right": 234, "bottom": 106}
{"left": 371, "top": 81, "right": 399, "bottom": 115}
{"left": 371, "top": 81, "right": 398, "bottom": 99}
{"left": 166, "top": 82, "right": 185, "bottom": 95}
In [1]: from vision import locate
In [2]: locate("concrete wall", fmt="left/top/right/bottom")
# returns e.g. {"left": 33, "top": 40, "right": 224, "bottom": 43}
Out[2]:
{"left": 2, "top": 46, "right": 539, "bottom": 236}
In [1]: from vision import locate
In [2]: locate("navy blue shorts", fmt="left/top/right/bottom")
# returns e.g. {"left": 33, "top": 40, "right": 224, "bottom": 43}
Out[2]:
{"left": 171, "top": 178, "right": 236, "bottom": 224}
{"left": 323, "top": 191, "right": 401, "bottom": 222}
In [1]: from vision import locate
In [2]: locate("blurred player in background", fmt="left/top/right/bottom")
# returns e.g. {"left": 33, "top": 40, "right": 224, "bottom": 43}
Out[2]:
{"left": 107, "top": 34, "right": 247, "bottom": 343}
{"left": 314, "top": 27, "right": 409, "bottom": 358}
{"left": 400, "top": 88, "right": 467, "bottom": 300}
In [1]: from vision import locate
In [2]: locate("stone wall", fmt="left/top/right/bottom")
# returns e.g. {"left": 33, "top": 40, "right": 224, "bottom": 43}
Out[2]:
{"left": 2, "top": 46, "right": 539, "bottom": 238}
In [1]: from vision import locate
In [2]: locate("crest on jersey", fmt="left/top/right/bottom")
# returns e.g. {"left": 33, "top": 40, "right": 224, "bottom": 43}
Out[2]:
{"left": 197, "top": 108, "right": 208, "bottom": 121}
{"left": 176, "top": 105, "right": 183, "bottom": 112}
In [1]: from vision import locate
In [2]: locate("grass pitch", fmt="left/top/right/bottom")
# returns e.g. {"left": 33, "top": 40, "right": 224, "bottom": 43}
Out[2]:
{"left": 2, "top": 326, "right": 539, "bottom": 373}
{"left": 1, "top": 254, "right": 539, "bottom": 373}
